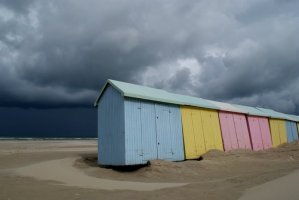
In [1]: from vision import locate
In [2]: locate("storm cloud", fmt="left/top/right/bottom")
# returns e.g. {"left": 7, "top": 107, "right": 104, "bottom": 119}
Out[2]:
{"left": 0, "top": 0, "right": 299, "bottom": 113}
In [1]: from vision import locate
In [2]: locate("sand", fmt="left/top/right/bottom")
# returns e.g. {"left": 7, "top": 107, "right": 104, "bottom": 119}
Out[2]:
{"left": 239, "top": 169, "right": 299, "bottom": 200}
{"left": 1, "top": 140, "right": 299, "bottom": 200}
{"left": 13, "top": 157, "right": 187, "bottom": 191}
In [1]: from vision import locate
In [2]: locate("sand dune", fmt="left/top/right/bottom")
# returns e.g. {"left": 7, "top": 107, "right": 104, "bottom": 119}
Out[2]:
{"left": 13, "top": 157, "right": 187, "bottom": 191}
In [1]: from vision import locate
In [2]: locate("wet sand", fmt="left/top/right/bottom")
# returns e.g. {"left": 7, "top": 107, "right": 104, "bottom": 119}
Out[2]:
{"left": 1, "top": 140, "right": 299, "bottom": 200}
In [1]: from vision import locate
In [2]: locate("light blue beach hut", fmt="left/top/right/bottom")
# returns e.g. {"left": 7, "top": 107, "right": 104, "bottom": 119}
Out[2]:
{"left": 94, "top": 79, "right": 218, "bottom": 166}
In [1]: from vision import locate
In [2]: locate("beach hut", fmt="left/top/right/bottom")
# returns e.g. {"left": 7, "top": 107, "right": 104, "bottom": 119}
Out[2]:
{"left": 208, "top": 101, "right": 251, "bottom": 151}
{"left": 95, "top": 79, "right": 298, "bottom": 166}
{"left": 256, "top": 108, "right": 289, "bottom": 147}
{"left": 94, "top": 79, "right": 220, "bottom": 165}
{"left": 181, "top": 106, "right": 223, "bottom": 159}
{"left": 164, "top": 94, "right": 223, "bottom": 160}
{"left": 285, "top": 115, "right": 299, "bottom": 142}
{"left": 285, "top": 121, "right": 298, "bottom": 142}
{"left": 234, "top": 105, "right": 272, "bottom": 150}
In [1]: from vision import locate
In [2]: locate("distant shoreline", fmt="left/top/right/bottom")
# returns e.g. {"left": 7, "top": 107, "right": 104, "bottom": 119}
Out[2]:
{"left": 0, "top": 137, "right": 97, "bottom": 140}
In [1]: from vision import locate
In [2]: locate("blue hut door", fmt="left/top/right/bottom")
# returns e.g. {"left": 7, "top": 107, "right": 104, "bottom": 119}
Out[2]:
{"left": 140, "top": 102, "right": 158, "bottom": 161}
{"left": 125, "top": 98, "right": 184, "bottom": 164}
{"left": 286, "top": 121, "right": 298, "bottom": 143}
{"left": 155, "top": 104, "right": 174, "bottom": 160}
{"left": 286, "top": 122, "right": 293, "bottom": 142}
{"left": 291, "top": 123, "right": 299, "bottom": 140}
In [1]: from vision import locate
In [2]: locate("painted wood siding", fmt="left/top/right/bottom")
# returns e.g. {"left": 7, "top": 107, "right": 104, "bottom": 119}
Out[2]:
{"left": 181, "top": 107, "right": 205, "bottom": 158}
{"left": 291, "top": 122, "right": 299, "bottom": 141}
{"left": 97, "top": 85, "right": 125, "bottom": 165}
{"left": 247, "top": 116, "right": 272, "bottom": 150}
{"left": 233, "top": 114, "right": 252, "bottom": 149}
{"left": 219, "top": 112, "right": 251, "bottom": 151}
{"left": 201, "top": 110, "right": 224, "bottom": 151}
{"left": 258, "top": 117, "right": 273, "bottom": 149}
{"left": 269, "top": 119, "right": 287, "bottom": 147}
{"left": 219, "top": 112, "right": 238, "bottom": 151}
{"left": 181, "top": 106, "right": 223, "bottom": 159}
{"left": 285, "top": 121, "right": 299, "bottom": 143}
{"left": 124, "top": 98, "right": 184, "bottom": 165}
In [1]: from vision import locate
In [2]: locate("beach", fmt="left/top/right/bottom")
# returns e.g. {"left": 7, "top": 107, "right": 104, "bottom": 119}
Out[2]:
{"left": 1, "top": 140, "right": 299, "bottom": 200}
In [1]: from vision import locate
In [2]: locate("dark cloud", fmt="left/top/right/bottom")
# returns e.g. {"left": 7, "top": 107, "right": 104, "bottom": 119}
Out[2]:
{"left": 0, "top": 0, "right": 299, "bottom": 114}
{"left": 0, "top": 107, "right": 96, "bottom": 137}
{"left": 0, "top": 0, "right": 36, "bottom": 13}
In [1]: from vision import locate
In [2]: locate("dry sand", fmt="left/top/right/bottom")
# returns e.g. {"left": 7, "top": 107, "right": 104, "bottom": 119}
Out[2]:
{"left": 1, "top": 140, "right": 299, "bottom": 200}
{"left": 14, "top": 157, "right": 186, "bottom": 191}
{"left": 239, "top": 169, "right": 299, "bottom": 200}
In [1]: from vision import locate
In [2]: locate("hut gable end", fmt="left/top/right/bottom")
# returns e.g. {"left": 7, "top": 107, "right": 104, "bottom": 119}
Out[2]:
{"left": 97, "top": 85, "right": 125, "bottom": 165}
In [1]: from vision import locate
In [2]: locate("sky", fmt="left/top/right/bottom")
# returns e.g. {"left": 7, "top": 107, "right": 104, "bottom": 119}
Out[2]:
{"left": 0, "top": 0, "right": 299, "bottom": 137}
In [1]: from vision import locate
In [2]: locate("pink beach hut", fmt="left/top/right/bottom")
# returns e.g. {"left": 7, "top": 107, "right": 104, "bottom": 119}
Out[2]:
{"left": 208, "top": 101, "right": 252, "bottom": 151}
{"left": 235, "top": 105, "right": 272, "bottom": 151}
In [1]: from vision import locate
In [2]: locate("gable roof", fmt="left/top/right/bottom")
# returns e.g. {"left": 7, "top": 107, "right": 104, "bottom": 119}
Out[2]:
{"left": 233, "top": 104, "right": 269, "bottom": 117}
{"left": 256, "top": 107, "right": 295, "bottom": 121}
{"left": 207, "top": 100, "right": 246, "bottom": 114}
{"left": 94, "top": 80, "right": 299, "bottom": 121}
{"left": 94, "top": 79, "right": 219, "bottom": 110}
{"left": 207, "top": 101, "right": 271, "bottom": 117}
{"left": 287, "top": 114, "right": 299, "bottom": 122}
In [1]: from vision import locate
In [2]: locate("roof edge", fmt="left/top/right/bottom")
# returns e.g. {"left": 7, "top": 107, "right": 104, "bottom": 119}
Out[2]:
{"left": 94, "top": 79, "right": 124, "bottom": 107}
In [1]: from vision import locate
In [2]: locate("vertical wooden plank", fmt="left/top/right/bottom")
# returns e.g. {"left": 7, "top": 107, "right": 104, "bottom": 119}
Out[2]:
{"left": 168, "top": 105, "right": 185, "bottom": 161}
{"left": 140, "top": 101, "right": 158, "bottom": 161}
{"left": 192, "top": 108, "right": 207, "bottom": 156}
{"left": 201, "top": 110, "right": 223, "bottom": 151}
{"left": 233, "top": 114, "right": 251, "bottom": 150}
{"left": 269, "top": 119, "right": 281, "bottom": 147}
{"left": 291, "top": 122, "right": 299, "bottom": 141}
{"left": 286, "top": 121, "right": 294, "bottom": 143}
{"left": 248, "top": 116, "right": 263, "bottom": 150}
{"left": 181, "top": 106, "right": 197, "bottom": 159}
{"left": 278, "top": 120, "right": 287, "bottom": 144}
{"left": 124, "top": 99, "right": 143, "bottom": 165}
{"left": 155, "top": 103, "right": 173, "bottom": 160}
{"left": 233, "top": 114, "right": 244, "bottom": 148}
{"left": 227, "top": 113, "right": 239, "bottom": 150}
{"left": 98, "top": 85, "right": 125, "bottom": 166}
{"left": 240, "top": 116, "right": 252, "bottom": 150}
{"left": 201, "top": 110, "right": 214, "bottom": 151}
{"left": 258, "top": 117, "right": 272, "bottom": 149}
{"left": 211, "top": 111, "right": 224, "bottom": 151}
{"left": 219, "top": 112, "right": 234, "bottom": 151}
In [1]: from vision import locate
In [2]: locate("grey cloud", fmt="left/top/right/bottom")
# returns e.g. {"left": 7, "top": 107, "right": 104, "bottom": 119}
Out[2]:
{"left": 0, "top": 0, "right": 298, "bottom": 114}
{"left": 0, "top": 0, "right": 36, "bottom": 13}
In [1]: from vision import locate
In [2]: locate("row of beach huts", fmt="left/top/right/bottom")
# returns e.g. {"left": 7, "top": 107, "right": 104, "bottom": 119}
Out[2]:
{"left": 95, "top": 79, "right": 299, "bottom": 166}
